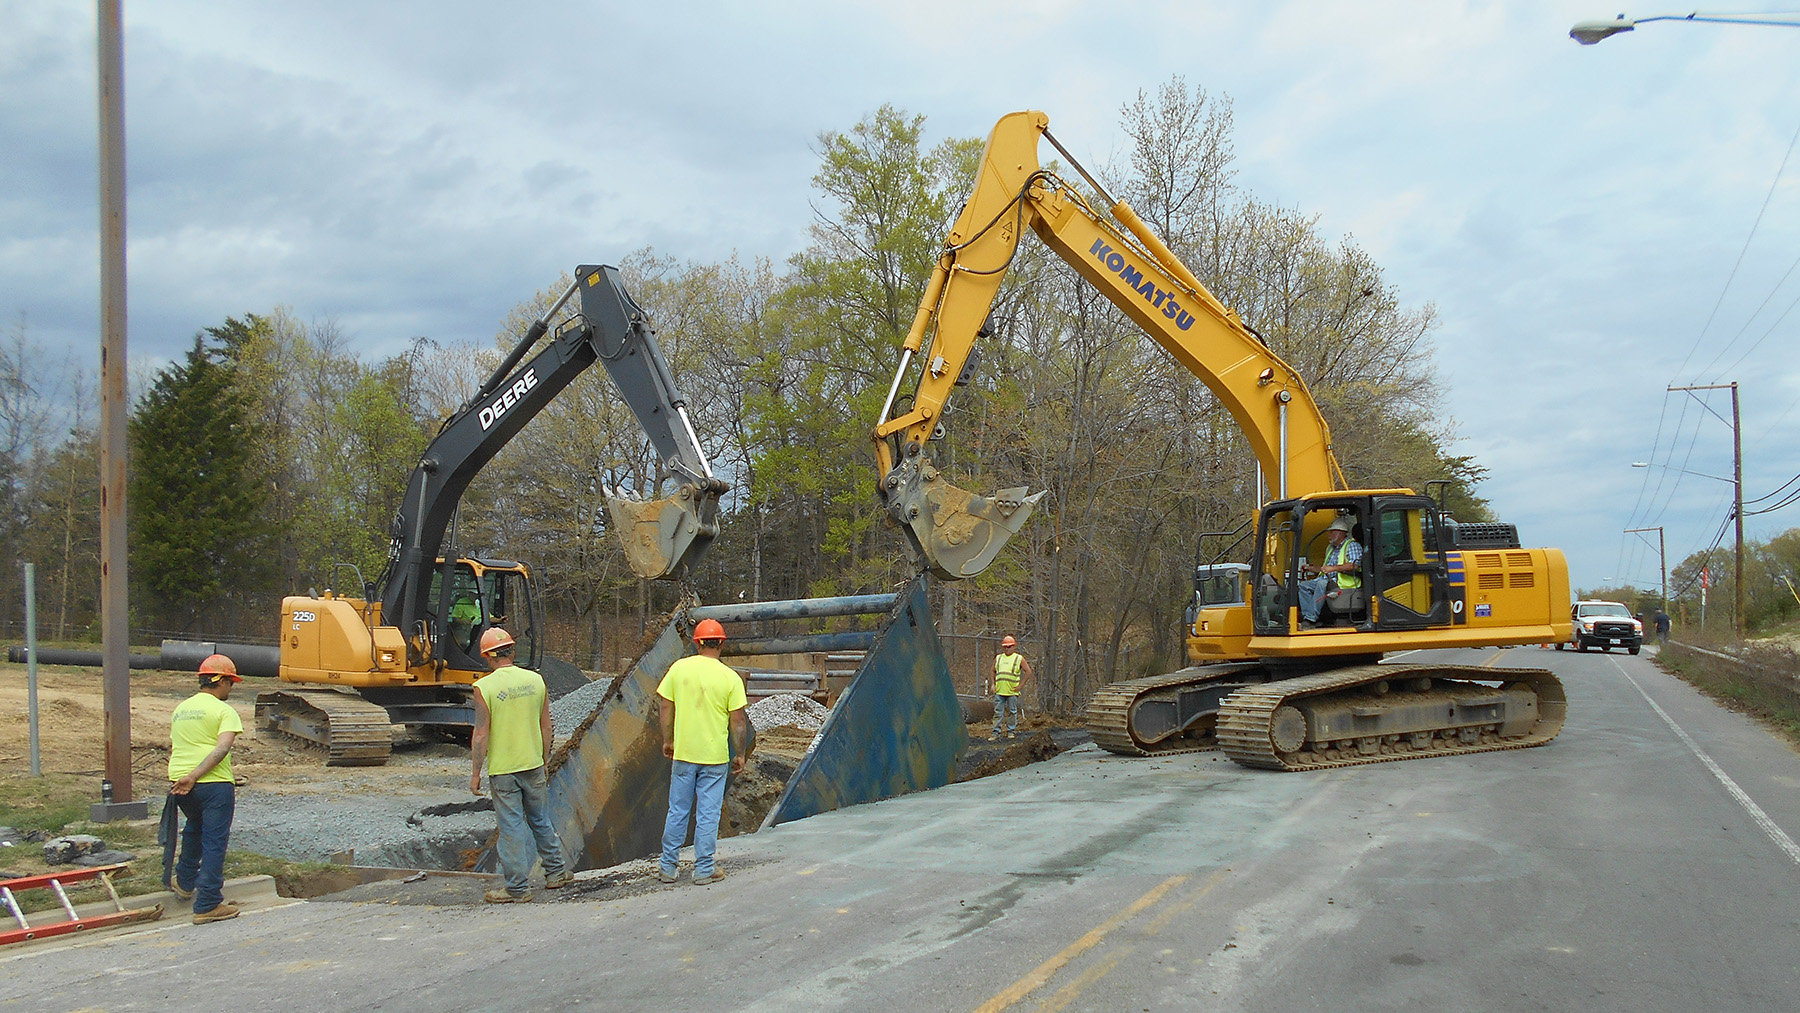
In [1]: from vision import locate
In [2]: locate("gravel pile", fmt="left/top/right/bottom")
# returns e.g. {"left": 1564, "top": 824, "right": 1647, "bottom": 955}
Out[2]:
{"left": 550, "top": 676, "right": 617, "bottom": 743}
{"left": 747, "top": 692, "right": 829, "bottom": 733}
{"left": 231, "top": 786, "right": 495, "bottom": 869}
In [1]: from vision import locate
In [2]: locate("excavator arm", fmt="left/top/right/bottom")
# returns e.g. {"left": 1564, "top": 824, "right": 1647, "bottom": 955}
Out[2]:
{"left": 380, "top": 264, "right": 728, "bottom": 661}
{"left": 876, "top": 111, "right": 1347, "bottom": 579}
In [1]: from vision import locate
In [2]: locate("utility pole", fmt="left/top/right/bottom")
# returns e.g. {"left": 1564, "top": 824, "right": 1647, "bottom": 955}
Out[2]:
{"left": 1669, "top": 382, "right": 1743, "bottom": 635}
{"left": 1625, "top": 525, "right": 1666, "bottom": 607}
{"left": 94, "top": 0, "right": 142, "bottom": 820}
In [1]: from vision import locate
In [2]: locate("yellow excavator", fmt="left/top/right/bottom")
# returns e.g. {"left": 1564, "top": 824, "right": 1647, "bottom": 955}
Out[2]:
{"left": 875, "top": 112, "right": 1569, "bottom": 770}
{"left": 260, "top": 265, "right": 729, "bottom": 764}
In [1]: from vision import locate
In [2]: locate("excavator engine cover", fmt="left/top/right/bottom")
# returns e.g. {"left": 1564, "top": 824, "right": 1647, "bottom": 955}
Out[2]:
{"left": 885, "top": 451, "right": 1044, "bottom": 580}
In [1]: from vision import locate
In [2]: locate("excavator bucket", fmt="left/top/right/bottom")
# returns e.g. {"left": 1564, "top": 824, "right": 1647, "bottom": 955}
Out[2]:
{"left": 604, "top": 483, "right": 720, "bottom": 581}
{"left": 891, "top": 467, "right": 1045, "bottom": 580}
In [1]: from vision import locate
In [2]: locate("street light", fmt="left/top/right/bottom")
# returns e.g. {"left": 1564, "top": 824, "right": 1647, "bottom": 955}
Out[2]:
{"left": 1572, "top": 12, "right": 1800, "bottom": 45}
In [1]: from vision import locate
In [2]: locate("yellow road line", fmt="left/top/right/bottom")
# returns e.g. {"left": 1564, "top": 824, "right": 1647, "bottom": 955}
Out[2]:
{"left": 1480, "top": 649, "right": 1508, "bottom": 668}
{"left": 1033, "top": 951, "right": 1126, "bottom": 1013}
{"left": 1030, "top": 870, "right": 1231, "bottom": 1012}
{"left": 973, "top": 875, "right": 1188, "bottom": 1013}
{"left": 1139, "top": 869, "right": 1227, "bottom": 936}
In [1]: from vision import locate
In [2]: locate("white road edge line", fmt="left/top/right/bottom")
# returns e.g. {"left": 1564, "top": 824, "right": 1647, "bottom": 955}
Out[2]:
{"left": 1613, "top": 658, "right": 1800, "bottom": 867}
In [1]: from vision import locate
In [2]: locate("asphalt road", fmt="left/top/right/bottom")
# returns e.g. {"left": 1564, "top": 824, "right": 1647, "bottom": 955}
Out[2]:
{"left": 5, "top": 646, "right": 1798, "bottom": 1011}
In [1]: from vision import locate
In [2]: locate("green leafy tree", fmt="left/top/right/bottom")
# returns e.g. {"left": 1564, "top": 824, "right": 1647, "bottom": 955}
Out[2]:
{"left": 129, "top": 331, "right": 276, "bottom": 630}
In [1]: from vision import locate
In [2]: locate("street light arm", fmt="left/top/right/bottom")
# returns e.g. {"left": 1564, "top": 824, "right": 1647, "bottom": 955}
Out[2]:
{"left": 1631, "top": 461, "right": 1734, "bottom": 484}
{"left": 1572, "top": 11, "right": 1800, "bottom": 44}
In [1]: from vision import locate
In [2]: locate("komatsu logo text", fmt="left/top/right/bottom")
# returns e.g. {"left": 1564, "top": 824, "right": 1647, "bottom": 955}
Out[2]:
{"left": 1089, "top": 239, "right": 1196, "bottom": 330}
{"left": 479, "top": 369, "right": 538, "bottom": 431}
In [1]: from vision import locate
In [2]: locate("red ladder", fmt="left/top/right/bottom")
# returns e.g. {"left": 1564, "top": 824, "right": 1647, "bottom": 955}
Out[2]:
{"left": 0, "top": 863, "right": 162, "bottom": 946}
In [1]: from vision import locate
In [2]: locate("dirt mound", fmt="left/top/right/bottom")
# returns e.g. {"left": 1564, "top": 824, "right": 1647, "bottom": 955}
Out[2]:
{"left": 956, "top": 730, "right": 1065, "bottom": 781}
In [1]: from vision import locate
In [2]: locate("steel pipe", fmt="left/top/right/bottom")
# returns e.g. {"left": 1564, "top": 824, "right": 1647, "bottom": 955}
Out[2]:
{"left": 689, "top": 593, "right": 897, "bottom": 624}
{"left": 721, "top": 632, "right": 877, "bottom": 657}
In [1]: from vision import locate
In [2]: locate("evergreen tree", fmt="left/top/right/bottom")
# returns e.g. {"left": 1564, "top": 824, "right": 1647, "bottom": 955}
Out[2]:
{"left": 129, "top": 330, "right": 275, "bottom": 630}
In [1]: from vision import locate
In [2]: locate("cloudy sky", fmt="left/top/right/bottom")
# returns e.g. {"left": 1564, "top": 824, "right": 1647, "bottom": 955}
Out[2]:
{"left": 6, "top": 1, "right": 1800, "bottom": 596}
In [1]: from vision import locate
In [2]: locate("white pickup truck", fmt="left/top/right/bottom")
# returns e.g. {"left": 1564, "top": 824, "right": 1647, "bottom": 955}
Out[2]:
{"left": 1558, "top": 599, "right": 1643, "bottom": 654}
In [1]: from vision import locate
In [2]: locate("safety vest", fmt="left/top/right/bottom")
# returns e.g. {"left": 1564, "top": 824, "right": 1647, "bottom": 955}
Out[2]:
{"left": 995, "top": 652, "right": 1023, "bottom": 696}
{"left": 1326, "top": 540, "right": 1361, "bottom": 589}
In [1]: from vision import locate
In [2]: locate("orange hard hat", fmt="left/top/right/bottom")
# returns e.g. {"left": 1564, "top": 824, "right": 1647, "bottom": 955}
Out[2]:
{"left": 1001, "top": 636, "right": 1017, "bottom": 648}
{"left": 692, "top": 618, "right": 727, "bottom": 643}
{"left": 479, "top": 627, "right": 516, "bottom": 655}
{"left": 198, "top": 654, "right": 241, "bottom": 682}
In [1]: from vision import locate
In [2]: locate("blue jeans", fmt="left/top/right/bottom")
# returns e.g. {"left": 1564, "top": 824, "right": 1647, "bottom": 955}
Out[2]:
{"left": 173, "top": 781, "right": 234, "bottom": 913}
{"left": 1299, "top": 576, "right": 1329, "bottom": 622}
{"left": 490, "top": 765, "right": 567, "bottom": 896}
{"left": 662, "top": 760, "right": 728, "bottom": 877}
{"left": 993, "top": 694, "right": 1020, "bottom": 736}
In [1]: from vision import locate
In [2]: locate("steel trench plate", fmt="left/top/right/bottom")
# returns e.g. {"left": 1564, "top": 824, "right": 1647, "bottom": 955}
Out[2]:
{"left": 765, "top": 575, "right": 966, "bottom": 827}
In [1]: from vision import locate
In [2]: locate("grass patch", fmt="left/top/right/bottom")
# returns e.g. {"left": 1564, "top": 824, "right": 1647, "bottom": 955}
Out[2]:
{"left": 1, "top": 774, "right": 352, "bottom": 911}
{"left": 1659, "top": 642, "right": 1800, "bottom": 746}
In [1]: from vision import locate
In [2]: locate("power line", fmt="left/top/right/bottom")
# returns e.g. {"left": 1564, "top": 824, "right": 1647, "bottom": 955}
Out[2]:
{"left": 1698, "top": 246, "right": 1800, "bottom": 380}
{"left": 1673, "top": 112, "right": 1800, "bottom": 382}
{"left": 1711, "top": 284, "right": 1800, "bottom": 382}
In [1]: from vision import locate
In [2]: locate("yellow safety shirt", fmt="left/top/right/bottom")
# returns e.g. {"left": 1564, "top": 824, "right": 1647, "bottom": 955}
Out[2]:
{"left": 657, "top": 655, "right": 747, "bottom": 765}
{"left": 168, "top": 692, "right": 244, "bottom": 784}
{"left": 1326, "top": 540, "right": 1361, "bottom": 589}
{"left": 995, "top": 652, "right": 1024, "bottom": 696}
{"left": 475, "top": 665, "right": 547, "bottom": 775}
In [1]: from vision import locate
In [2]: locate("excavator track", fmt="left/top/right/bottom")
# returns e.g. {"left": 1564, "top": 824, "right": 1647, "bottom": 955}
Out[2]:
{"left": 1216, "top": 663, "right": 1566, "bottom": 771}
{"left": 255, "top": 688, "right": 394, "bottom": 766}
{"left": 1086, "top": 664, "right": 1268, "bottom": 757}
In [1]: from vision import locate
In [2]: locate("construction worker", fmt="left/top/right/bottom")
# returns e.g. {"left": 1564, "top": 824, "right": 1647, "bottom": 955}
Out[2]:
{"left": 471, "top": 626, "right": 571, "bottom": 903}
{"left": 992, "top": 636, "right": 1031, "bottom": 739}
{"left": 1299, "top": 514, "right": 1361, "bottom": 626}
{"left": 656, "top": 618, "right": 747, "bottom": 886}
{"left": 165, "top": 654, "right": 244, "bottom": 924}
{"left": 449, "top": 594, "right": 481, "bottom": 654}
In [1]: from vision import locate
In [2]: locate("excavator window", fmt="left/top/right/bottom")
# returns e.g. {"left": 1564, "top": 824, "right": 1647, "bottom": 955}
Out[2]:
{"left": 1371, "top": 500, "right": 1451, "bottom": 629}
{"left": 484, "top": 569, "right": 538, "bottom": 668}
{"left": 428, "top": 564, "right": 486, "bottom": 657}
{"left": 1254, "top": 508, "right": 1298, "bottom": 630}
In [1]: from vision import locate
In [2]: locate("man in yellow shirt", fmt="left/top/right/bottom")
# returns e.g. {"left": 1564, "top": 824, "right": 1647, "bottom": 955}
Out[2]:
{"left": 471, "top": 626, "right": 571, "bottom": 903}
{"left": 166, "top": 654, "right": 245, "bottom": 924}
{"left": 992, "top": 636, "right": 1032, "bottom": 739}
{"left": 657, "top": 618, "right": 747, "bottom": 886}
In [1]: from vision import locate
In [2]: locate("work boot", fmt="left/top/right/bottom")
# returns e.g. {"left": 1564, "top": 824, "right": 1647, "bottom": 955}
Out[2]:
{"left": 543, "top": 871, "right": 573, "bottom": 890}
{"left": 167, "top": 879, "right": 194, "bottom": 901}
{"left": 656, "top": 868, "right": 679, "bottom": 884}
{"left": 692, "top": 869, "right": 726, "bottom": 886}
{"left": 483, "top": 888, "right": 532, "bottom": 904}
{"left": 192, "top": 902, "right": 239, "bottom": 924}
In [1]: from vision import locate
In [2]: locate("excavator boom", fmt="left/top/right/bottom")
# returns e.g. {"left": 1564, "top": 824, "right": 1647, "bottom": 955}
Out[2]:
{"left": 876, "top": 111, "right": 1345, "bottom": 577}
{"left": 380, "top": 265, "right": 728, "bottom": 666}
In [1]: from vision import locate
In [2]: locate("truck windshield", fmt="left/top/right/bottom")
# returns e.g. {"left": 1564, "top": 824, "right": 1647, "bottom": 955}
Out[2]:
{"left": 1578, "top": 604, "right": 1632, "bottom": 618}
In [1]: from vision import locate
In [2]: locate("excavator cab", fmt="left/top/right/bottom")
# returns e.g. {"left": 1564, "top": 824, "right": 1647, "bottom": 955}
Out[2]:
{"left": 1250, "top": 493, "right": 1452, "bottom": 636}
{"left": 425, "top": 558, "right": 542, "bottom": 675}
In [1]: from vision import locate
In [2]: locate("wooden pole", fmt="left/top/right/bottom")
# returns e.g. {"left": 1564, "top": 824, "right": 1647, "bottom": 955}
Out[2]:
{"left": 97, "top": 0, "right": 133, "bottom": 803}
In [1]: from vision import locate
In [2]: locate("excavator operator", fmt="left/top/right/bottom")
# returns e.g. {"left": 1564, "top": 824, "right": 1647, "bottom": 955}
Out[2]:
{"left": 449, "top": 595, "right": 482, "bottom": 655}
{"left": 1299, "top": 515, "right": 1361, "bottom": 627}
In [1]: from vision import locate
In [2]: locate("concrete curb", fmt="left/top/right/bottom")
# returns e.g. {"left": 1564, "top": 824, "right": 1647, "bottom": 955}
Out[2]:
{"left": 118, "top": 873, "right": 282, "bottom": 917}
